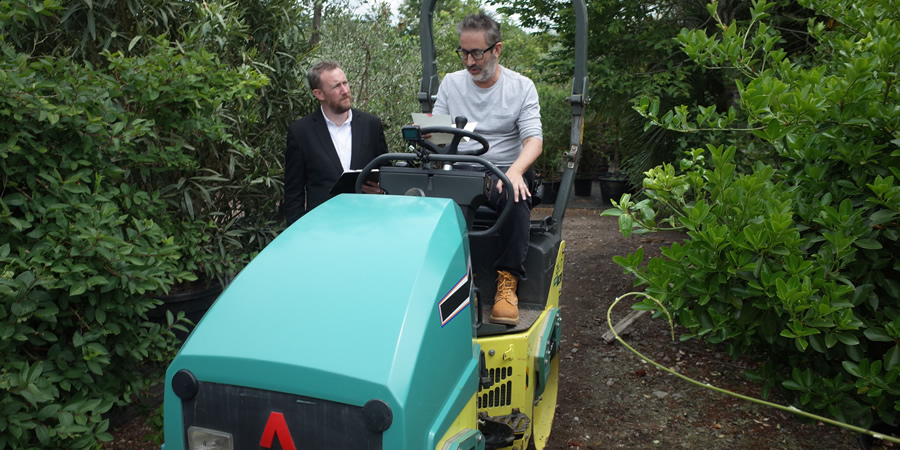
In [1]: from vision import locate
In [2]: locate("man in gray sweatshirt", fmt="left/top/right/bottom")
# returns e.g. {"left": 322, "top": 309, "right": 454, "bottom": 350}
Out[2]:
{"left": 433, "top": 12, "right": 543, "bottom": 326}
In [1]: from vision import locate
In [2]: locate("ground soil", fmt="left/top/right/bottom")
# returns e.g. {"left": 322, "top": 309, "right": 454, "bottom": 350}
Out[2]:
{"left": 105, "top": 193, "right": 888, "bottom": 450}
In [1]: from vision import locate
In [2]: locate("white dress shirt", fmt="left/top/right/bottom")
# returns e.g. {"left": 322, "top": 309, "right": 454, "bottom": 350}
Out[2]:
{"left": 322, "top": 106, "right": 353, "bottom": 171}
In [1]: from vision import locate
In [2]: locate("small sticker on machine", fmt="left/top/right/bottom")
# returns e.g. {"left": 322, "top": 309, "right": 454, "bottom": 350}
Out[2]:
{"left": 439, "top": 273, "right": 470, "bottom": 327}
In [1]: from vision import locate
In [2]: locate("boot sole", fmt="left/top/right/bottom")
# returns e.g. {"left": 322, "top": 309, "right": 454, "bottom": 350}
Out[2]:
{"left": 489, "top": 315, "right": 519, "bottom": 326}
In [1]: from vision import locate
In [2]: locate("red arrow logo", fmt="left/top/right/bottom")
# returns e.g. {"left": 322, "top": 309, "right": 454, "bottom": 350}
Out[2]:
{"left": 259, "top": 412, "right": 297, "bottom": 450}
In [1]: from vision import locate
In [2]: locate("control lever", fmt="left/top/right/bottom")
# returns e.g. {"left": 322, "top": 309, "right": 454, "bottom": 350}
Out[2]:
{"left": 446, "top": 116, "right": 469, "bottom": 155}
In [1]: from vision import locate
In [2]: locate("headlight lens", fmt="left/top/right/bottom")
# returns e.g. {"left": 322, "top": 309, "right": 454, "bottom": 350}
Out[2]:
{"left": 187, "top": 426, "right": 233, "bottom": 450}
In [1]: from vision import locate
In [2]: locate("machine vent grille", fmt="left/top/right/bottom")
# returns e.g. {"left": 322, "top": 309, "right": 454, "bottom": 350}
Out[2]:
{"left": 478, "top": 366, "right": 513, "bottom": 408}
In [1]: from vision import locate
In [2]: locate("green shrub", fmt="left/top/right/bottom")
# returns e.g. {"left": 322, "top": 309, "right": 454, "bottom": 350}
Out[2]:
{"left": 0, "top": 45, "right": 182, "bottom": 449}
{"left": 608, "top": 0, "right": 900, "bottom": 428}
{"left": 101, "top": 38, "right": 270, "bottom": 284}
{"left": 0, "top": 20, "right": 267, "bottom": 450}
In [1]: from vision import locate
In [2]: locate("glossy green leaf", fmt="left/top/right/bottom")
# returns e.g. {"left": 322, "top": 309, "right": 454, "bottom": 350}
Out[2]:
{"left": 886, "top": 345, "right": 900, "bottom": 371}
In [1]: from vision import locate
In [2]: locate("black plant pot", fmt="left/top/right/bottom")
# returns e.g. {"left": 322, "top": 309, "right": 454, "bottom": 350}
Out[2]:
{"left": 574, "top": 178, "right": 593, "bottom": 197}
{"left": 598, "top": 176, "right": 629, "bottom": 205}
{"left": 150, "top": 283, "right": 223, "bottom": 342}
{"left": 539, "top": 180, "right": 561, "bottom": 204}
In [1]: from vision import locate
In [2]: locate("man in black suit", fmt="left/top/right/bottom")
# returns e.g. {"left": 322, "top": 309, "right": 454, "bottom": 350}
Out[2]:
{"left": 283, "top": 60, "right": 389, "bottom": 225}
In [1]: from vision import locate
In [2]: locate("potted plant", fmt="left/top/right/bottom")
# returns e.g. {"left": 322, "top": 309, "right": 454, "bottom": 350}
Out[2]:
{"left": 597, "top": 116, "right": 630, "bottom": 205}
{"left": 532, "top": 148, "right": 564, "bottom": 204}
{"left": 534, "top": 82, "right": 573, "bottom": 204}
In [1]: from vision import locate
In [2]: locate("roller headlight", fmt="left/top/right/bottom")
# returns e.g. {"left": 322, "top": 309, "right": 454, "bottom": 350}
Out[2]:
{"left": 187, "top": 426, "right": 233, "bottom": 450}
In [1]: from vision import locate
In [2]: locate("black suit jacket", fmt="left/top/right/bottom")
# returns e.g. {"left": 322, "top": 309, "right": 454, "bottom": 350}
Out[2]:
{"left": 283, "top": 107, "right": 388, "bottom": 225}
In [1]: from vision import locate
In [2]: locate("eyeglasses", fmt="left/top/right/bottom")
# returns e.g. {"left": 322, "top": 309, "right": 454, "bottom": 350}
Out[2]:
{"left": 455, "top": 43, "right": 497, "bottom": 61}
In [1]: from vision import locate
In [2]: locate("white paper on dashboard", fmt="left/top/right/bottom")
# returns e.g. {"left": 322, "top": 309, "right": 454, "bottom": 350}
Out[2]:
{"left": 411, "top": 113, "right": 477, "bottom": 146}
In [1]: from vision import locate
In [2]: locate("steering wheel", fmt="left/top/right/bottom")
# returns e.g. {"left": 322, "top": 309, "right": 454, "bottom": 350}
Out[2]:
{"left": 355, "top": 152, "right": 514, "bottom": 238}
{"left": 419, "top": 126, "right": 489, "bottom": 156}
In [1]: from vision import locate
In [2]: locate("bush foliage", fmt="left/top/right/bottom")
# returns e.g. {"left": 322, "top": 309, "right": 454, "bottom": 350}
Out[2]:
{"left": 0, "top": 30, "right": 267, "bottom": 450}
{"left": 0, "top": 0, "right": 314, "bottom": 447}
{"left": 607, "top": 0, "right": 899, "bottom": 427}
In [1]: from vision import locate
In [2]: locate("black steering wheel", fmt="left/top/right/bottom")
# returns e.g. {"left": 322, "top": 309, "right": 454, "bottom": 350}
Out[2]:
{"left": 419, "top": 125, "right": 489, "bottom": 156}
{"left": 355, "top": 152, "right": 514, "bottom": 238}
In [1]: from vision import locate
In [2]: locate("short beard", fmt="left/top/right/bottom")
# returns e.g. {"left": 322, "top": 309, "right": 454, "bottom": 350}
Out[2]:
{"left": 328, "top": 97, "right": 352, "bottom": 114}
{"left": 469, "top": 54, "right": 498, "bottom": 83}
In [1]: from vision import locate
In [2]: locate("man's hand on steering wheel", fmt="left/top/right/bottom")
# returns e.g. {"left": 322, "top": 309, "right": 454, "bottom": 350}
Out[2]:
{"left": 497, "top": 168, "right": 531, "bottom": 202}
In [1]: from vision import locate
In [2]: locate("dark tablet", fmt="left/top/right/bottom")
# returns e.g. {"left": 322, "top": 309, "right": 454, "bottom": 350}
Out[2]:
{"left": 329, "top": 170, "right": 380, "bottom": 195}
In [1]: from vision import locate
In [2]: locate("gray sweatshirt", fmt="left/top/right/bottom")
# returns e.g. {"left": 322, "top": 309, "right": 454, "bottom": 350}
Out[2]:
{"left": 433, "top": 65, "right": 542, "bottom": 167}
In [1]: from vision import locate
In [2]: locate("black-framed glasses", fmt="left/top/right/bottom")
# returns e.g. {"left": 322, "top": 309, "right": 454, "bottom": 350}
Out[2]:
{"left": 455, "top": 43, "right": 497, "bottom": 61}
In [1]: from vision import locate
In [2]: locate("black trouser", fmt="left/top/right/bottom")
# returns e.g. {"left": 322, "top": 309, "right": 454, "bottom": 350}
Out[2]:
{"left": 486, "top": 168, "right": 533, "bottom": 281}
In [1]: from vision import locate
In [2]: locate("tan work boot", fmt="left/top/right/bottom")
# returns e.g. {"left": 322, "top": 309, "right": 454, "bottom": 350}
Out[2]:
{"left": 490, "top": 270, "right": 519, "bottom": 326}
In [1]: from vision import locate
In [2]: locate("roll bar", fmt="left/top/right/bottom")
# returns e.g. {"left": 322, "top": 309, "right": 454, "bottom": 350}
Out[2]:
{"left": 418, "top": 0, "right": 439, "bottom": 114}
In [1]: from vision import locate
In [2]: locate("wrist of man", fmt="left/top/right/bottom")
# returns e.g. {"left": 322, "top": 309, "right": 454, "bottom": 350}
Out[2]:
{"left": 507, "top": 166, "right": 527, "bottom": 178}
